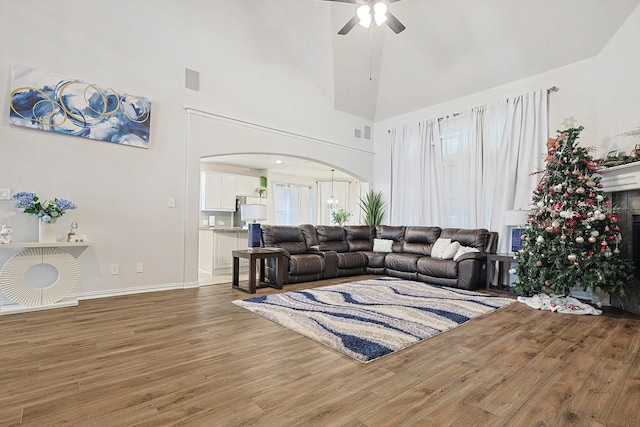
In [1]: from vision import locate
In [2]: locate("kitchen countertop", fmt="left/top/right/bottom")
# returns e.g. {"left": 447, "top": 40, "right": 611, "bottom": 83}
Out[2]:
{"left": 199, "top": 227, "right": 248, "bottom": 232}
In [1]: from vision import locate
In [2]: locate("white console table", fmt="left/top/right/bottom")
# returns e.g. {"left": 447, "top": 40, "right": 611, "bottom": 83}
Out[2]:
{"left": 0, "top": 242, "right": 92, "bottom": 315}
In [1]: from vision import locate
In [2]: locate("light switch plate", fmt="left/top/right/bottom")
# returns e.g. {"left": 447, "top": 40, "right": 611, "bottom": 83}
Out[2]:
{"left": 0, "top": 188, "right": 10, "bottom": 200}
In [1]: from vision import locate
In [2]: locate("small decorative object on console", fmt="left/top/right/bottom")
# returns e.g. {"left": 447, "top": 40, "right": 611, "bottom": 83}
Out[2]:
{"left": 0, "top": 223, "right": 12, "bottom": 244}
{"left": 67, "top": 221, "right": 88, "bottom": 242}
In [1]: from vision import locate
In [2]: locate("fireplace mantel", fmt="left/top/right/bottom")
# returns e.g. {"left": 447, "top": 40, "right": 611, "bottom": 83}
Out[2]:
{"left": 600, "top": 162, "right": 640, "bottom": 193}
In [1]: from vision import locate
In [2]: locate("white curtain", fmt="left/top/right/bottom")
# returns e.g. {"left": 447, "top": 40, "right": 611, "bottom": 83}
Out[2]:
{"left": 490, "top": 90, "right": 548, "bottom": 253}
{"left": 439, "top": 110, "right": 483, "bottom": 228}
{"left": 421, "top": 119, "right": 446, "bottom": 226}
{"left": 388, "top": 89, "right": 547, "bottom": 252}
{"left": 479, "top": 103, "right": 508, "bottom": 227}
{"left": 273, "top": 183, "right": 312, "bottom": 225}
{"left": 390, "top": 125, "right": 419, "bottom": 225}
{"left": 317, "top": 180, "right": 350, "bottom": 225}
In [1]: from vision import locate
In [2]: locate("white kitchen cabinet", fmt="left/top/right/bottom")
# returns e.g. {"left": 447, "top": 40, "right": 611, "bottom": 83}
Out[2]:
{"left": 198, "top": 229, "right": 214, "bottom": 274}
{"left": 212, "top": 231, "right": 249, "bottom": 271}
{"left": 219, "top": 174, "right": 237, "bottom": 210}
{"left": 199, "top": 230, "right": 249, "bottom": 274}
{"left": 200, "top": 172, "right": 237, "bottom": 211}
{"left": 236, "top": 176, "right": 261, "bottom": 197}
{"left": 213, "top": 231, "right": 238, "bottom": 271}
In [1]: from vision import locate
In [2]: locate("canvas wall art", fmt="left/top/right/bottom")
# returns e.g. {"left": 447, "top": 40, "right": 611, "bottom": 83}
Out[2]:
{"left": 9, "top": 64, "right": 151, "bottom": 149}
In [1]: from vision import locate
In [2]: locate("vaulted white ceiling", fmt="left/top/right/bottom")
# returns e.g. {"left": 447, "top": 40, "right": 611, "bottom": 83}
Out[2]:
{"left": 326, "top": 0, "right": 640, "bottom": 121}
{"left": 202, "top": 0, "right": 639, "bottom": 176}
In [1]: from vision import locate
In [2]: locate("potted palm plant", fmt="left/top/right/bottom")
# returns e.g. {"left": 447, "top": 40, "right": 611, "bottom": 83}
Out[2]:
{"left": 358, "top": 190, "right": 386, "bottom": 226}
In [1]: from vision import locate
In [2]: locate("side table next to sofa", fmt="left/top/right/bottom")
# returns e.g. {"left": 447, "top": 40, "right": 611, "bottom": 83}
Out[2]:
{"left": 232, "top": 248, "right": 284, "bottom": 294}
{"left": 486, "top": 253, "right": 517, "bottom": 292}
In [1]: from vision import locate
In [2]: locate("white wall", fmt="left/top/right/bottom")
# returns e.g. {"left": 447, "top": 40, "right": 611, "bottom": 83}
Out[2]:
{"left": 0, "top": 0, "right": 373, "bottom": 303}
{"left": 373, "top": 5, "right": 640, "bottom": 217}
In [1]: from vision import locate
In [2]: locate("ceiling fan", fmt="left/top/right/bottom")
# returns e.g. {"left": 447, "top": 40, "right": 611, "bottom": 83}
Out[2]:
{"left": 324, "top": 0, "right": 406, "bottom": 35}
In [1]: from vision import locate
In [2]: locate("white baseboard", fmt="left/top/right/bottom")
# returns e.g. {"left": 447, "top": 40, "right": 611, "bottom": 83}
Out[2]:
{"left": 0, "top": 298, "right": 78, "bottom": 315}
{"left": 71, "top": 281, "right": 201, "bottom": 301}
{"left": 0, "top": 281, "right": 202, "bottom": 310}
{"left": 183, "top": 280, "right": 200, "bottom": 289}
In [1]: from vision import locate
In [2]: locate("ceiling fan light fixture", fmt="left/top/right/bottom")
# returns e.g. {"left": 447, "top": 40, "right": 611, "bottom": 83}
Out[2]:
{"left": 373, "top": 2, "right": 387, "bottom": 26}
{"left": 356, "top": 4, "right": 371, "bottom": 28}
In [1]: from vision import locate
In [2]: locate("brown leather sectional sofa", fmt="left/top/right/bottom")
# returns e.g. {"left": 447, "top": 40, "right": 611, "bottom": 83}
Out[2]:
{"left": 260, "top": 224, "right": 498, "bottom": 290}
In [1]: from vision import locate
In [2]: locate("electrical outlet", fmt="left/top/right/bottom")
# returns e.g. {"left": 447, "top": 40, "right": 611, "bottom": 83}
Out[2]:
{"left": 111, "top": 264, "right": 119, "bottom": 275}
{"left": 167, "top": 197, "right": 175, "bottom": 208}
{"left": 136, "top": 263, "right": 143, "bottom": 273}
{"left": 0, "top": 188, "right": 10, "bottom": 200}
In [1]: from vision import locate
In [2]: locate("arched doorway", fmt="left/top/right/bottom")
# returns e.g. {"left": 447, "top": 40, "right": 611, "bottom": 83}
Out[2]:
{"left": 197, "top": 153, "right": 367, "bottom": 285}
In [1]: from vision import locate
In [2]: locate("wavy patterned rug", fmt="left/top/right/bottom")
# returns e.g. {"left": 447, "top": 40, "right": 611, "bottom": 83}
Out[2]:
{"left": 233, "top": 277, "right": 515, "bottom": 363}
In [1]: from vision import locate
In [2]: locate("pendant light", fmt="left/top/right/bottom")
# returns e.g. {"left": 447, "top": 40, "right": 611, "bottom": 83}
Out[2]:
{"left": 327, "top": 169, "right": 338, "bottom": 209}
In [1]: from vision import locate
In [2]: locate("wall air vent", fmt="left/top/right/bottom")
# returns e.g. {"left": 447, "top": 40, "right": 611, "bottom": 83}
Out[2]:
{"left": 185, "top": 68, "right": 200, "bottom": 91}
{"left": 364, "top": 125, "right": 371, "bottom": 140}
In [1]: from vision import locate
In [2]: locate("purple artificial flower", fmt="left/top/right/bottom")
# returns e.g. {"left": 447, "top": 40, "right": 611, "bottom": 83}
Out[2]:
{"left": 12, "top": 192, "right": 36, "bottom": 209}
{"left": 55, "top": 198, "right": 77, "bottom": 211}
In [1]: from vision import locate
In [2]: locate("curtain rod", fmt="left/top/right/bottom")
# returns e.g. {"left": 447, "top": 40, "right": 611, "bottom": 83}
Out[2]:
{"left": 386, "top": 86, "right": 560, "bottom": 133}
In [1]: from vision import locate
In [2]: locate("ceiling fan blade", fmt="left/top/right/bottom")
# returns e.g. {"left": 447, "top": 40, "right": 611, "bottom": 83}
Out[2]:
{"left": 338, "top": 15, "right": 359, "bottom": 35}
{"left": 385, "top": 11, "right": 405, "bottom": 34}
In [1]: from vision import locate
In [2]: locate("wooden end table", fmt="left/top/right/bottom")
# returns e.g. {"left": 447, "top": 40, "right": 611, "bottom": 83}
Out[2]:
{"left": 486, "top": 253, "right": 518, "bottom": 292}
{"left": 232, "top": 248, "right": 284, "bottom": 294}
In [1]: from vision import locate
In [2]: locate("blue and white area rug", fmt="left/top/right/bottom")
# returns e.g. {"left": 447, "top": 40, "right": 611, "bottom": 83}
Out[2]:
{"left": 233, "top": 277, "right": 515, "bottom": 363}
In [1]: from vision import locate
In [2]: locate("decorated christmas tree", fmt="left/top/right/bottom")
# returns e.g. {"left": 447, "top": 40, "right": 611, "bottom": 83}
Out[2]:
{"left": 513, "top": 125, "right": 633, "bottom": 296}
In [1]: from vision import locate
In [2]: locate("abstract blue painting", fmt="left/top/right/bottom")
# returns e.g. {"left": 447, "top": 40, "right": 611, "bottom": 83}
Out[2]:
{"left": 9, "top": 64, "right": 151, "bottom": 149}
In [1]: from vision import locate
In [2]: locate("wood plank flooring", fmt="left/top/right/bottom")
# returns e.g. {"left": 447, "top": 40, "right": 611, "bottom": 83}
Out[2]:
{"left": 1, "top": 275, "right": 639, "bottom": 426}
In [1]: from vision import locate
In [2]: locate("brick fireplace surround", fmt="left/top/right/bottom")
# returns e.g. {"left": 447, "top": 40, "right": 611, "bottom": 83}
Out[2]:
{"left": 602, "top": 162, "right": 640, "bottom": 314}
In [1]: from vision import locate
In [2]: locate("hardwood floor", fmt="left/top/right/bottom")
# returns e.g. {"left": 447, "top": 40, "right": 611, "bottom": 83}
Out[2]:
{"left": 1, "top": 275, "right": 639, "bottom": 426}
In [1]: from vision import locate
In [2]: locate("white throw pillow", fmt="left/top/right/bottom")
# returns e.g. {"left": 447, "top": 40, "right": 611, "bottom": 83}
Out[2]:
{"left": 373, "top": 238, "right": 393, "bottom": 253}
{"left": 453, "top": 245, "right": 480, "bottom": 261}
{"left": 442, "top": 241, "right": 461, "bottom": 260}
{"left": 431, "top": 238, "right": 452, "bottom": 259}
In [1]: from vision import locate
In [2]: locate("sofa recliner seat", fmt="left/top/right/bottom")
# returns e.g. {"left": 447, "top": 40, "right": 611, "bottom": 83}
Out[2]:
{"left": 260, "top": 225, "right": 326, "bottom": 284}
{"left": 383, "top": 225, "right": 441, "bottom": 282}
{"left": 316, "top": 225, "right": 368, "bottom": 277}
